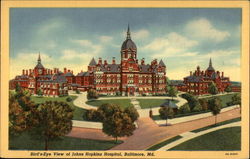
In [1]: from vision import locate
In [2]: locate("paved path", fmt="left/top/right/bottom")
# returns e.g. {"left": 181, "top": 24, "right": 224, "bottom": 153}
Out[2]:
{"left": 110, "top": 108, "right": 241, "bottom": 150}
{"left": 157, "top": 121, "right": 241, "bottom": 151}
{"left": 70, "top": 91, "right": 187, "bottom": 118}
{"left": 72, "top": 120, "right": 102, "bottom": 129}
{"left": 155, "top": 105, "right": 239, "bottom": 125}
{"left": 198, "top": 92, "right": 236, "bottom": 99}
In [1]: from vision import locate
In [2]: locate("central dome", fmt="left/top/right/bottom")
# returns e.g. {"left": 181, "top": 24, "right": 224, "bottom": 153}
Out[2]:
{"left": 121, "top": 39, "right": 137, "bottom": 50}
{"left": 121, "top": 25, "right": 137, "bottom": 51}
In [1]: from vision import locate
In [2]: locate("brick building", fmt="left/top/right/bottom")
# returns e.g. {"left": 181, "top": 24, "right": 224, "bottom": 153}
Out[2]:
{"left": 10, "top": 26, "right": 167, "bottom": 96}
{"left": 182, "top": 59, "right": 231, "bottom": 95}
{"left": 10, "top": 54, "right": 68, "bottom": 96}
{"left": 78, "top": 26, "right": 167, "bottom": 96}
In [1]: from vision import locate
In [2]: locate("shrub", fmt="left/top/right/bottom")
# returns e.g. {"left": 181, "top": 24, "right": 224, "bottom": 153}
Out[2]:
{"left": 87, "top": 89, "right": 99, "bottom": 100}
{"left": 178, "top": 104, "right": 190, "bottom": 114}
{"left": 75, "top": 89, "right": 80, "bottom": 94}
{"left": 192, "top": 104, "right": 202, "bottom": 112}
{"left": 66, "top": 97, "right": 72, "bottom": 102}
{"left": 199, "top": 98, "right": 209, "bottom": 111}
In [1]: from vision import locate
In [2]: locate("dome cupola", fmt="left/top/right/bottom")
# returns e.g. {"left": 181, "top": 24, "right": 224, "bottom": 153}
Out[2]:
{"left": 121, "top": 25, "right": 137, "bottom": 51}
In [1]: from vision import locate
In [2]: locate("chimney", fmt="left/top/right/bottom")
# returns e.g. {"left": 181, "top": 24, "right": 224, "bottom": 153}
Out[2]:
{"left": 26, "top": 70, "right": 28, "bottom": 75}
{"left": 68, "top": 69, "right": 70, "bottom": 72}
{"left": 104, "top": 60, "right": 108, "bottom": 65}
{"left": 54, "top": 68, "right": 56, "bottom": 74}
{"left": 98, "top": 58, "right": 102, "bottom": 65}
{"left": 222, "top": 72, "right": 224, "bottom": 78}
{"left": 112, "top": 57, "right": 116, "bottom": 64}
{"left": 50, "top": 70, "right": 52, "bottom": 75}
{"left": 141, "top": 58, "right": 145, "bottom": 65}
{"left": 64, "top": 68, "right": 67, "bottom": 74}
{"left": 29, "top": 69, "right": 32, "bottom": 75}
{"left": 22, "top": 69, "right": 25, "bottom": 75}
{"left": 190, "top": 71, "right": 192, "bottom": 76}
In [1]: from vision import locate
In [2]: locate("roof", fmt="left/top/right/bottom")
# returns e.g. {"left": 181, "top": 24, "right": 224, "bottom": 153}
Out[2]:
{"left": 121, "top": 25, "right": 137, "bottom": 50}
{"left": 121, "top": 39, "right": 137, "bottom": 50}
{"left": 206, "top": 58, "right": 215, "bottom": 71}
{"left": 76, "top": 72, "right": 90, "bottom": 76}
{"left": 185, "top": 75, "right": 203, "bottom": 82}
{"left": 139, "top": 64, "right": 150, "bottom": 73}
{"left": 89, "top": 58, "right": 97, "bottom": 66}
{"left": 35, "top": 63, "right": 44, "bottom": 69}
{"left": 98, "top": 64, "right": 121, "bottom": 73}
{"left": 159, "top": 60, "right": 166, "bottom": 67}
{"left": 64, "top": 72, "right": 74, "bottom": 77}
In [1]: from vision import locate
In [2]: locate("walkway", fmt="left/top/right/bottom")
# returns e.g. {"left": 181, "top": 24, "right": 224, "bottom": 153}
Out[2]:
{"left": 99, "top": 93, "right": 187, "bottom": 117}
{"left": 157, "top": 121, "right": 241, "bottom": 151}
{"left": 69, "top": 91, "right": 97, "bottom": 110}
{"left": 155, "top": 105, "right": 239, "bottom": 125}
{"left": 110, "top": 108, "right": 240, "bottom": 150}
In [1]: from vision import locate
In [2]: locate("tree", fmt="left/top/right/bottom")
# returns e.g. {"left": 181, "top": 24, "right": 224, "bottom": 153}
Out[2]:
{"left": 102, "top": 111, "right": 136, "bottom": 143}
{"left": 33, "top": 101, "right": 73, "bottom": 150}
{"left": 178, "top": 104, "right": 190, "bottom": 114}
{"left": 9, "top": 92, "right": 27, "bottom": 136}
{"left": 199, "top": 98, "right": 209, "bottom": 111}
{"left": 15, "top": 83, "right": 21, "bottom": 93}
{"left": 208, "top": 81, "right": 218, "bottom": 95}
{"left": 159, "top": 106, "right": 174, "bottom": 125}
{"left": 87, "top": 89, "right": 99, "bottom": 100}
{"left": 37, "top": 88, "right": 43, "bottom": 97}
{"left": 182, "top": 93, "right": 200, "bottom": 111}
{"left": 224, "top": 85, "right": 232, "bottom": 93}
{"left": 124, "top": 106, "right": 139, "bottom": 122}
{"left": 231, "top": 93, "right": 241, "bottom": 113}
{"left": 9, "top": 90, "right": 39, "bottom": 136}
{"left": 168, "top": 86, "right": 178, "bottom": 100}
{"left": 83, "top": 109, "right": 104, "bottom": 122}
{"left": 208, "top": 97, "right": 222, "bottom": 125}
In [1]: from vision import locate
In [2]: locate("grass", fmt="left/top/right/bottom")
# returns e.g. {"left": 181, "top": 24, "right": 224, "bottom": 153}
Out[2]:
{"left": 169, "top": 127, "right": 241, "bottom": 151}
{"left": 191, "top": 117, "right": 241, "bottom": 133}
{"left": 137, "top": 99, "right": 178, "bottom": 109}
{"left": 146, "top": 135, "right": 182, "bottom": 150}
{"left": 31, "top": 95, "right": 86, "bottom": 121}
{"left": 204, "top": 93, "right": 239, "bottom": 108}
{"left": 86, "top": 99, "right": 133, "bottom": 109}
{"left": 9, "top": 131, "right": 122, "bottom": 150}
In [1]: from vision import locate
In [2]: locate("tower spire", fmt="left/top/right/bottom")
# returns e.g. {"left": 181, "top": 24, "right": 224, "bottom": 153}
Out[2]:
{"left": 126, "top": 23, "right": 131, "bottom": 40}
{"left": 38, "top": 52, "right": 41, "bottom": 64}
{"left": 209, "top": 58, "right": 212, "bottom": 67}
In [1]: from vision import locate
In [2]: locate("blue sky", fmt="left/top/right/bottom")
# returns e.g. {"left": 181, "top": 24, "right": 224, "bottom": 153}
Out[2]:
{"left": 10, "top": 8, "right": 241, "bottom": 81}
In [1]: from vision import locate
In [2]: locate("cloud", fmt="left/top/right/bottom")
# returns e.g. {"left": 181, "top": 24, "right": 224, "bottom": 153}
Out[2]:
{"left": 99, "top": 36, "right": 113, "bottom": 43}
{"left": 133, "top": 29, "right": 149, "bottom": 40}
{"left": 185, "top": 18, "right": 230, "bottom": 42}
{"left": 37, "top": 18, "right": 65, "bottom": 35}
{"left": 143, "top": 32, "right": 198, "bottom": 58}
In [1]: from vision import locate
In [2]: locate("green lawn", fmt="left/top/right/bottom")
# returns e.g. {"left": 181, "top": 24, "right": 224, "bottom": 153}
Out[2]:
{"left": 191, "top": 117, "right": 241, "bottom": 133}
{"left": 146, "top": 135, "right": 182, "bottom": 150}
{"left": 152, "top": 93, "right": 240, "bottom": 121}
{"left": 137, "top": 99, "right": 178, "bottom": 109}
{"left": 9, "top": 131, "right": 122, "bottom": 150}
{"left": 31, "top": 95, "right": 86, "bottom": 121}
{"left": 86, "top": 99, "right": 133, "bottom": 109}
{"left": 169, "top": 127, "right": 241, "bottom": 151}
{"left": 201, "top": 93, "right": 239, "bottom": 108}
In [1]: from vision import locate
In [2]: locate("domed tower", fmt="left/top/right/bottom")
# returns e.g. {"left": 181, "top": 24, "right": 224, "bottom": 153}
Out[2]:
{"left": 206, "top": 58, "right": 215, "bottom": 76}
{"left": 121, "top": 25, "right": 137, "bottom": 62}
{"left": 34, "top": 53, "right": 45, "bottom": 77}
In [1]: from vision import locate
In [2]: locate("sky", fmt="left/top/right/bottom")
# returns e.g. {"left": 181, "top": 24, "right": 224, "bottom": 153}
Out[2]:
{"left": 10, "top": 8, "right": 241, "bottom": 81}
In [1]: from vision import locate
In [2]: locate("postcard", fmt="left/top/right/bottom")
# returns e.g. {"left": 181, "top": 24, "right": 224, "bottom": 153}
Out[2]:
{"left": 1, "top": 0, "right": 249, "bottom": 158}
